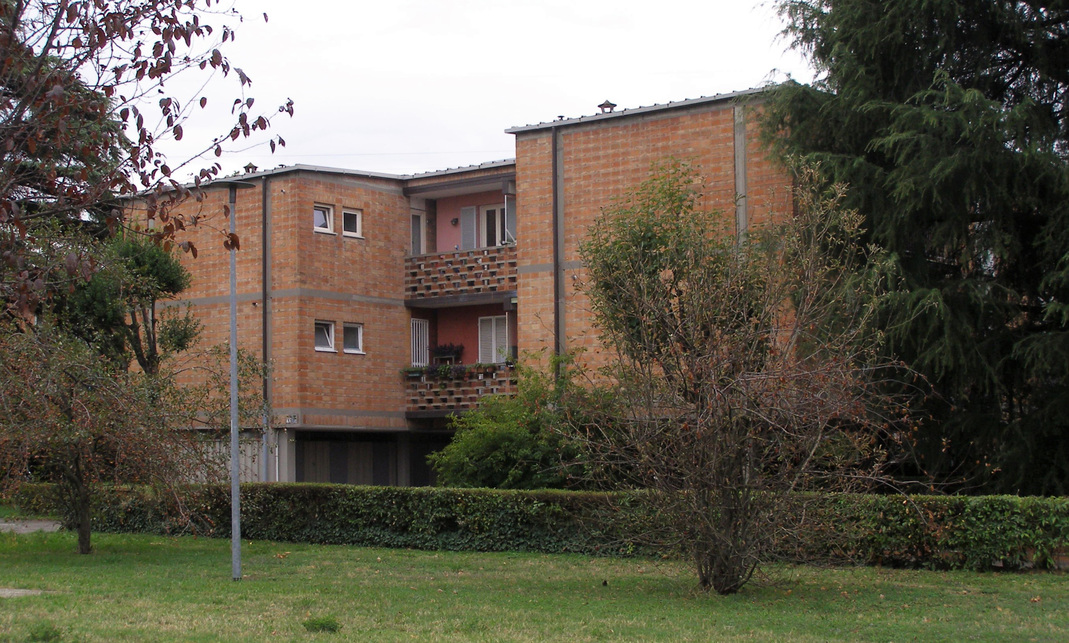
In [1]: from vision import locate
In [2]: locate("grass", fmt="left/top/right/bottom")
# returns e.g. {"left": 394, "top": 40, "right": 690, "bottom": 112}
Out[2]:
{"left": 0, "top": 531, "right": 1066, "bottom": 642}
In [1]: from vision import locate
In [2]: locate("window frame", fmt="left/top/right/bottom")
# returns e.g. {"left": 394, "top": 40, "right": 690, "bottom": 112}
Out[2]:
{"left": 342, "top": 323, "right": 365, "bottom": 354}
{"left": 479, "top": 204, "right": 508, "bottom": 248}
{"left": 314, "top": 320, "right": 335, "bottom": 352}
{"left": 478, "top": 314, "right": 509, "bottom": 364}
{"left": 342, "top": 208, "right": 363, "bottom": 238}
{"left": 313, "top": 203, "right": 334, "bottom": 234}
{"left": 410, "top": 211, "right": 425, "bottom": 255}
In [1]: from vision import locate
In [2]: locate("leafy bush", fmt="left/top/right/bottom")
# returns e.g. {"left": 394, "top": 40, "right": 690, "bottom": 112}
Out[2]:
{"left": 12, "top": 484, "right": 1068, "bottom": 570}
{"left": 428, "top": 353, "right": 611, "bottom": 489}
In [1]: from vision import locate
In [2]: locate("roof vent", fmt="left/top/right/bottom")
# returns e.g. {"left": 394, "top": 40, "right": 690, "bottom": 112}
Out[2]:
{"left": 244, "top": 163, "right": 258, "bottom": 174}
{"left": 598, "top": 100, "right": 617, "bottom": 114}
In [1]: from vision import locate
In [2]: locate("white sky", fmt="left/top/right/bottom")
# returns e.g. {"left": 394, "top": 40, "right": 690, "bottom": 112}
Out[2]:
{"left": 162, "top": 0, "right": 816, "bottom": 178}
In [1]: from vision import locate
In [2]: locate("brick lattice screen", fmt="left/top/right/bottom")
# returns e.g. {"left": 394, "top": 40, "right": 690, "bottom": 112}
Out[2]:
{"left": 405, "top": 246, "right": 518, "bottom": 300}
{"left": 404, "top": 366, "right": 516, "bottom": 413}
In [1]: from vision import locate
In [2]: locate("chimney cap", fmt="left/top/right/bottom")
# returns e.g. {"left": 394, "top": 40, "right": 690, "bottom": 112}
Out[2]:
{"left": 243, "top": 162, "right": 258, "bottom": 173}
{"left": 598, "top": 100, "right": 617, "bottom": 113}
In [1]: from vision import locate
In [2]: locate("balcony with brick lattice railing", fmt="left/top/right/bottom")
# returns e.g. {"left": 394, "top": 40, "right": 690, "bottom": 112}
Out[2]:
{"left": 405, "top": 245, "right": 517, "bottom": 304}
{"left": 403, "top": 364, "right": 516, "bottom": 417}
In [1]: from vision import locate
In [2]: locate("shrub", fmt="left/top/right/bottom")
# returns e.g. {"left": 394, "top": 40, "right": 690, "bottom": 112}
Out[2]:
{"left": 12, "top": 484, "right": 1068, "bottom": 571}
{"left": 428, "top": 352, "right": 611, "bottom": 489}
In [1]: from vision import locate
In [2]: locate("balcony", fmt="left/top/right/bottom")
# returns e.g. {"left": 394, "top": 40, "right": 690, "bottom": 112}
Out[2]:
{"left": 405, "top": 245, "right": 517, "bottom": 306}
{"left": 403, "top": 363, "right": 516, "bottom": 418}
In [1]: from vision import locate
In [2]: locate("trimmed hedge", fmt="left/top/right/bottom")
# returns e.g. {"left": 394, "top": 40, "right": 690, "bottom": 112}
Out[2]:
{"left": 11, "top": 483, "right": 1069, "bottom": 570}
{"left": 11, "top": 483, "right": 653, "bottom": 557}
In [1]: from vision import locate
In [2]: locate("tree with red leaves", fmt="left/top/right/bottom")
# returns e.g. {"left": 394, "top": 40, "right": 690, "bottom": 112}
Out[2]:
{"left": 0, "top": 0, "right": 292, "bottom": 314}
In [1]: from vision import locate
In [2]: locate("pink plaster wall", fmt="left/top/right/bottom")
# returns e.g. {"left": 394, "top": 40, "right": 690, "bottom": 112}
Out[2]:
{"left": 434, "top": 191, "right": 506, "bottom": 252}
{"left": 435, "top": 303, "right": 513, "bottom": 364}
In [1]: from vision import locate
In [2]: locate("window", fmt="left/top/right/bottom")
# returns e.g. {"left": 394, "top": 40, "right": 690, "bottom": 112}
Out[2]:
{"left": 481, "top": 204, "right": 510, "bottom": 247}
{"left": 411, "top": 319, "right": 429, "bottom": 367}
{"left": 314, "top": 321, "right": 334, "bottom": 351}
{"left": 478, "top": 315, "right": 509, "bottom": 363}
{"left": 343, "top": 209, "right": 362, "bottom": 237}
{"left": 343, "top": 323, "right": 364, "bottom": 354}
{"left": 459, "top": 204, "right": 516, "bottom": 250}
{"left": 410, "top": 212, "right": 424, "bottom": 255}
{"left": 313, "top": 204, "right": 333, "bottom": 233}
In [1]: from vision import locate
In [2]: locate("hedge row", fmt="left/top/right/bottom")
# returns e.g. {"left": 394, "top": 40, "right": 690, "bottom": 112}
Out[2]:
{"left": 12, "top": 484, "right": 653, "bottom": 557}
{"left": 12, "top": 484, "right": 1069, "bottom": 570}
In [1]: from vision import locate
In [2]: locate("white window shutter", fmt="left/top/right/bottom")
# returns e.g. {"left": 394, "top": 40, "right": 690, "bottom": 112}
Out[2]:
{"left": 460, "top": 206, "right": 477, "bottom": 250}
{"left": 478, "top": 316, "right": 508, "bottom": 363}
{"left": 411, "top": 319, "right": 429, "bottom": 367}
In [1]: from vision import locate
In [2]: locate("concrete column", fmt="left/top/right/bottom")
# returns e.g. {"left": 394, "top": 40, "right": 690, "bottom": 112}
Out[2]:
{"left": 276, "top": 428, "right": 298, "bottom": 482}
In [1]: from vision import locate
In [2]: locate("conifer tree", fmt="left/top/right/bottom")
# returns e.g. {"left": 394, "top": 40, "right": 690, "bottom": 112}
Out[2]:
{"left": 765, "top": 0, "right": 1069, "bottom": 494}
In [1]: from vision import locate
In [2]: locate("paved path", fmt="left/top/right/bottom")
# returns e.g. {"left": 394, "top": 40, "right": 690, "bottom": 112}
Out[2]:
{"left": 0, "top": 519, "right": 62, "bottom": 534}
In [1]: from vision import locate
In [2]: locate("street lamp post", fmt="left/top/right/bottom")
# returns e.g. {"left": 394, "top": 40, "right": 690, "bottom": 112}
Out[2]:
{"left": 215, "top": 179, "right": 255, "bottom": 581}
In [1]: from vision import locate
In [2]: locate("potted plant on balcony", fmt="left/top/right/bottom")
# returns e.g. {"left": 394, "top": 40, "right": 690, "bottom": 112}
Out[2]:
{"left": 431, "top": 343, "right": 463, "bottom": 362}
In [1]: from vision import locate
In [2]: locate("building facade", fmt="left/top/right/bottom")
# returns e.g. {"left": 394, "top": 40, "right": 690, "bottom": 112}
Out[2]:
{"left": 163, "top": 88, "right": 792, "bottom": 485}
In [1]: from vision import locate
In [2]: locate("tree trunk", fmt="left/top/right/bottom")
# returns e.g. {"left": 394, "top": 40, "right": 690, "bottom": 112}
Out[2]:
{"left": 75, "top": 480, "right": 92, "bottom": 555}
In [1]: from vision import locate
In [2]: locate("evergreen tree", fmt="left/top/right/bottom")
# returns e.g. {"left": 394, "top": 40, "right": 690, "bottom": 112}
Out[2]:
{"left": 765, "top": 0, "right": 1069, "bottom": 494}
{"left": 53, "top": 234, "right": 199, "bottom": 375}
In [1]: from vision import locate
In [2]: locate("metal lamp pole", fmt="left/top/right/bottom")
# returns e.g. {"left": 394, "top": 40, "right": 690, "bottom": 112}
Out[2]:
{"left": 218, "top": 179, "right": 255, "bottom": 581}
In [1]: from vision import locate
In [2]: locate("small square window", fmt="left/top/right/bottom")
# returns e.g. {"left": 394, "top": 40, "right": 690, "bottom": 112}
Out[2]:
{"left": 343, "top": 209, "right": 362, "bottom": 237}
{"left": 313, "top": 204, "right": 333, "bottom": 233}
{"left": 314, "top": 321, "right": 334, "bottom": 351}
{"left": 343, "top": 323, "right": 364, "bottom": 354}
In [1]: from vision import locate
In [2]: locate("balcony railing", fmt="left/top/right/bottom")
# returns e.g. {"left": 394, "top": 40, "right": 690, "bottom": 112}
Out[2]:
{"left": 403, "top": 364, "right": 516, "bottom": 415}
{"left": 405, "top": 245, "right": 517, "bottom": 301}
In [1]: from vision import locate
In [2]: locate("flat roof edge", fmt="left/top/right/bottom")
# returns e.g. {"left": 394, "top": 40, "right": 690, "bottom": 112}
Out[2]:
{"left": 504, "top": 86, "right": 770, "bottom": 135}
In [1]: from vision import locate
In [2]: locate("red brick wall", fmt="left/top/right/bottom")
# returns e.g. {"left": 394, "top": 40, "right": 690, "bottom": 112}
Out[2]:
{"left": 159, "top": 171, "right": 414, "bottom": 431}
{"left": 513, "top": 98, "right": 793, "bottom": 371}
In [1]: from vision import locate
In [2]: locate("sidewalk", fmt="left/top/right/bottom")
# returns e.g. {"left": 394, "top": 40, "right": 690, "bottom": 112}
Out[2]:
{"left": 0, "top": 519, "right": 62, "bottom": 534}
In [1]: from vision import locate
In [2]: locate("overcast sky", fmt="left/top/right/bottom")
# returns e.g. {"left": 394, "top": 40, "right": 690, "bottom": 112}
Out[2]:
{"left": 164, "top": 0, "right": 816, "bottom": 178}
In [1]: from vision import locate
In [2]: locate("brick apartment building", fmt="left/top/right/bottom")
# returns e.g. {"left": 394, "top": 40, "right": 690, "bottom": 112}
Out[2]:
{"left": 161, "top": 88, "right": 792, "bottom": 486}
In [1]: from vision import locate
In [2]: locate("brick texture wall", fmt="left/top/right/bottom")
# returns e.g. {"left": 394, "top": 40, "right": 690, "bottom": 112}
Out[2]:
{"left": 161, "top": 171, "right": 413, "bottom": 431}
{"left": 513, "top": 97, "right": 793, "bottom": 372}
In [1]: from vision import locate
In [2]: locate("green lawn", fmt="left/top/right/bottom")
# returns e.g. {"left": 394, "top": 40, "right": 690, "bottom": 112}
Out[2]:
{"left": 0, "top": 531, "right": 1066, "bottom": 642}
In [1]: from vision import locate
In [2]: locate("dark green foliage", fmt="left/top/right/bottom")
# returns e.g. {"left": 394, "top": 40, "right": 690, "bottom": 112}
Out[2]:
{"left": 766, "top": 0, "right": 1069, "bottom": 494}
{"left": 787, "top": 493, "right": 1069, "bottom": 571}
{"left": 53, "top": 234, "right": 197, "bottom": 374}
{"left": 428, "top": 354, "right": 608, "bottom": 490}
{"left": 12, "top": 483, "right": 1068, "bottom": 571}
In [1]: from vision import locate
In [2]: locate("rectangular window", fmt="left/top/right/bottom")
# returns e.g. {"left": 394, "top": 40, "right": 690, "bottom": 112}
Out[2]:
{"left": 410, "top": 212, "right": 424, "bottom": 255}
{"left": 343, "top": 323, "right": 364, "bottom": 354}
{"left": 458, "top": 204, "right": 515, "bottom": 250}
{"left": 483, "top": 204, "right": 506, "bottom": 247}
{"left": 313, "top": 204, "right": 333, "bottom": 233}
{"left": 478, "top": 315, "right": 509, "bottom": 364}
{"left": 342, "top": 209, "right": 362, "bottom": 237}
{"left": 314, "top": 321, "right": 334, "bottom": 352}
{"left": 411, "top": 318, "right": 429, "bottom": 367}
